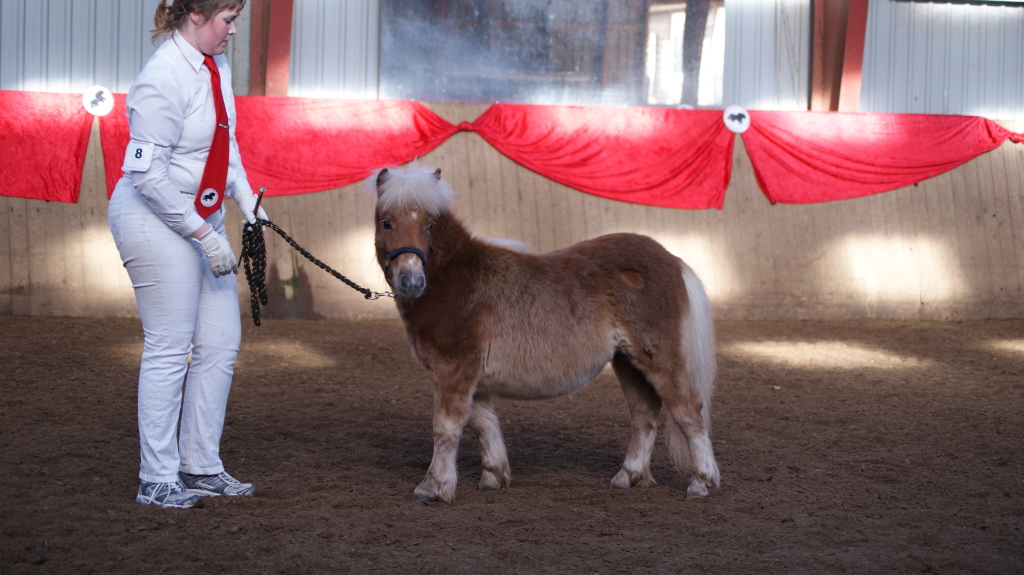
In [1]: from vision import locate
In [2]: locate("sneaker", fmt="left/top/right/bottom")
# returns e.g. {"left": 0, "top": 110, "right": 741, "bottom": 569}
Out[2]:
{"left": 179, "top": 471, "right": 256, "bottom": 497}
{"left": 136, "top": 480, "right": 204, "bottom": 509}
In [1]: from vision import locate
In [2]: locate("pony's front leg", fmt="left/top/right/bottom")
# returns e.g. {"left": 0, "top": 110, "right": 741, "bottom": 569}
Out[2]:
{"left": 468, "top": 395, "right": 511, "bottom": 491}
{"left": 414, "top": 361, "right": 480, "bottom": 503}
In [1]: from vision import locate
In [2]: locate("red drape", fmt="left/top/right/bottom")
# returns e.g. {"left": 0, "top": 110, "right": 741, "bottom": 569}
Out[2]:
{"left": 0, "top": 91, "right": 93, "bottom": 203}
{"left": 742, "top": 111, "right": 1019, "bottom": 204}
{"left": 99, "top": 97, "right": 458, "bottom": 198}
{"left": 98, "top": 94, "right": 129, "bottom": 197}
{"left": 80, "top": 94, "right": 1024, "bottom": 207}
{"left": 469, "top": 103, "right": 735, "bottom": 209}
{"left": 234, "top": 98, "right": 458, "bottom": 196}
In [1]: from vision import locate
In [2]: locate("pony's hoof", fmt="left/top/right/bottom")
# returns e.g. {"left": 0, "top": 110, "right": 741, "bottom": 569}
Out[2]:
{"left": 610, "top": 469, "right": 632, "bottom": 489}
{"left": 686, "top": 479, "right": 709, "bottom": 498}
{"left": 413, "top": 478, "right": 455, "bottom": 503}
{"left": 610, "top": 468, "right": 652, "bottom": 489}
{"left": 478, "top": 469, "right": 507, "bottom": 492}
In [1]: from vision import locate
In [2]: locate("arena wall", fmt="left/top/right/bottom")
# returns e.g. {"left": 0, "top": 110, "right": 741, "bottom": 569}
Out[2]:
{"left": 1, "top": 104, "right": 1022, "bottom": 321}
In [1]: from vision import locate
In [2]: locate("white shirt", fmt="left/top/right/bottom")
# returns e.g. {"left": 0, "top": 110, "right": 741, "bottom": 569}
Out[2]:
{"left": 123, "top": 30, "right": 253, "bottom": 237}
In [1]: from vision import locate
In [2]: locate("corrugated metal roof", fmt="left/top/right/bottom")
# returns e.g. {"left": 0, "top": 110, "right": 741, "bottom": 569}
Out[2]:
{"left": 723, "top": 0, "right": 812, "bottom": 111}
{"left": 0, "top": 0, "right": 249, "bottom": 95}
{"left": 4, "top": 0, "right": 1019, "bottom": 120}
{"left": 862, "top": 0, "right": 1024, "bottom": 120}
{"left": 289, "top": 0, "right": 380, "bottom": 99}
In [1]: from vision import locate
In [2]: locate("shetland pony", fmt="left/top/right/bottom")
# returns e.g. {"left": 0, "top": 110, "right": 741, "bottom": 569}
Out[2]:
{"left": 372, "top": 164, "right": 719, "bottom": 503}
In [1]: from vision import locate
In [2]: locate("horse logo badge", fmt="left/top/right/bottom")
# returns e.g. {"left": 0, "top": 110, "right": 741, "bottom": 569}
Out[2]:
{"left": 722, "top": 105, "right": 750, "bottom": 134}
{"left": 200, "top": 188, "right": 219, "bottom": 208}
{"left": 81, "top": 85, "right": 114, "bottom": 117}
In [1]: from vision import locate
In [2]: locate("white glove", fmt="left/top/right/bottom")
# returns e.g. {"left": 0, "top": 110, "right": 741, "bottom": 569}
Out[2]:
{"left": 234, "top": 191, "right": 268, "bottom": 225}
{"left": 194, "top": 227, "right": 238, "bottom": 277}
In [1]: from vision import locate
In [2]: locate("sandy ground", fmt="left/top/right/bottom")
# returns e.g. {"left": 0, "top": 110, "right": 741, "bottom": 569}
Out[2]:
{"left": 1, "top": 315, "right": 1022, "bottom": 574}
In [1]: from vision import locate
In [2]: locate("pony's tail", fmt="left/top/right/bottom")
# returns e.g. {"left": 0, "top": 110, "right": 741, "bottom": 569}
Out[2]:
{"left": 681, "top": 262, "right": 715, "bottom": 431}
{"left": 667, "top": 262, "right": 718, "bottom": 486}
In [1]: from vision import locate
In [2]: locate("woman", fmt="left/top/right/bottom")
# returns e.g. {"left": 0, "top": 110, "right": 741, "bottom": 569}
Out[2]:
{"left": 108, "top": 0, "right": 267, "bottom": 508}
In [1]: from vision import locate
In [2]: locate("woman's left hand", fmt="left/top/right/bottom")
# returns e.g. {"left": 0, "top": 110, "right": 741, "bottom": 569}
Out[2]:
{"left": 235, "top": 191, "right": 267, "bottom": 225}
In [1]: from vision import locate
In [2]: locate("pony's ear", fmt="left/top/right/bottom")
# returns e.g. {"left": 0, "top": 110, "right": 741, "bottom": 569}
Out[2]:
{"left": 433, "top": 168, "right": 442, "bottom": 181}
{"left": 376, "top": 168, "right": 390, "bottom": 193}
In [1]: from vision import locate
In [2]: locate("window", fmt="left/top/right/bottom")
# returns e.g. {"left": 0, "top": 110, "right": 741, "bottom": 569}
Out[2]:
{"left": 379, "top": 0, "right": 725, "bottom": 107}
{"left": 644, "top": 1, "right": 725, "bottom": 106}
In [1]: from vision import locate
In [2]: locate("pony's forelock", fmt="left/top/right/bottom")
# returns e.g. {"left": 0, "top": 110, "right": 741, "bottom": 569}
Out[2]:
{"left": 369, "top": 163, "right": 455, "bottom": 216}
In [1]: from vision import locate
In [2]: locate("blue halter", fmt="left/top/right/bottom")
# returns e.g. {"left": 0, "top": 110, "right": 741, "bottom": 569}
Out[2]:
{"left": 384, "top": 246, "right": 427, "bottom": 267}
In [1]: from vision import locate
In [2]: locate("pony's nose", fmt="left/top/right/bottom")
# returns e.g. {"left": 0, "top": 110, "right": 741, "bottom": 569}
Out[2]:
{"left": 398, "top": 272, "right": 426, "bottom": 298}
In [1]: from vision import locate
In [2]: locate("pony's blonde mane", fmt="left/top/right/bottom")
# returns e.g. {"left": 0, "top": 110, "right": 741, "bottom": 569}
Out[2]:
{"left": 370, "top": 163, "right": 455, "bottom": 216}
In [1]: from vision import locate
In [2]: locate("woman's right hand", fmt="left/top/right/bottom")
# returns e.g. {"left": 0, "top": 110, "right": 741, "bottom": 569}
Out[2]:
{"left": 193, "top": 227, "right": 238, "bottom": 277}
{"left": 189, "top": 223, "right": 212, "bottom": 240}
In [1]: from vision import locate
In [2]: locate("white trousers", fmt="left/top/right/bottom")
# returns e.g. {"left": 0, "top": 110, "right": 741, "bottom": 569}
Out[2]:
{"left": 109, "top": 178, "right": 241, "bottom": 483}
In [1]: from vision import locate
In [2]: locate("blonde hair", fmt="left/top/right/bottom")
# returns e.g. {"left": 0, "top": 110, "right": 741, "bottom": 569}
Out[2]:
{"left": 370, "top": 163, "right": 455, "bottom": 217}
{"left": 152, "top": 0, "right": 246, "bottom": 42}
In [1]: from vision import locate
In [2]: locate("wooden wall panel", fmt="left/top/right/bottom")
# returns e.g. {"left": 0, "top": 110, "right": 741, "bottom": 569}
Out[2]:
{"left": 0, "top": 195, "right": 9, "bottom": 315}
{"left": 0, "top": 117, "right": 136, "bottom": 318}
{"left": 4, "top": 196, "right": 31, "bottom": 316}
{"left": 1, "top": 109, "right": 1022, "bottom": 321}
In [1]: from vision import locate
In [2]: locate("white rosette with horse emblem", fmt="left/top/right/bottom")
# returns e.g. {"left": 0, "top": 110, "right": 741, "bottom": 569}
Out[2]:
{"left": 82, "top": 85, "right": 113, "bottom": 117}
{"left": 723, "top": 105, "right": 750, "bottom": 134}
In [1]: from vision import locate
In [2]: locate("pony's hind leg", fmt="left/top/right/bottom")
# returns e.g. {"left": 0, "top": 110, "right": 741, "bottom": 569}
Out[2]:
{"left": 467, "top": 395, "right": 511, "bottom": 491}
{"left": 660, "top": 377, "right": 720, "bottom": 496}
{"left": 667, "top": 416, "right": 708, "bottom": 497}
{"left": 610, "top": 353, "right": 662, "bottom": 489}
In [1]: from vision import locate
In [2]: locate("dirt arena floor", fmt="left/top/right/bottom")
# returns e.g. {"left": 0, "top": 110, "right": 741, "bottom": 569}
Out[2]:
{"left": 1, "top": 315, "right": 1022, "bottom": 574}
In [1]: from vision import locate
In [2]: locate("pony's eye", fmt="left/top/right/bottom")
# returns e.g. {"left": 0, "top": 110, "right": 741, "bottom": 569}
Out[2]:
{"left": 382, "top": 218, "right": 392, "bottom": 231}
{"left": 426, "top": 221, "right": 434, "bottom": 233}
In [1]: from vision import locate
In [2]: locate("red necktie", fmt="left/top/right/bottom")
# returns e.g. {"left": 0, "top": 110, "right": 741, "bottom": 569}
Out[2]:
{"left": 194, "top": 55, "right": 230, "bottom": 218}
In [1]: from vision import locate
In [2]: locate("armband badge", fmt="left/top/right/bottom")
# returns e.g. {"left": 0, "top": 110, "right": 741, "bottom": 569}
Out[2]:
{"left": 122, "top": 140, "right": 155, "bottom": 172}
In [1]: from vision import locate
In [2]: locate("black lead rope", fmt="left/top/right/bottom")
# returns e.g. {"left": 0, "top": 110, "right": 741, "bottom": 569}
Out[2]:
{"left": 240, "top": 196, "right": 392, "bottom": 326}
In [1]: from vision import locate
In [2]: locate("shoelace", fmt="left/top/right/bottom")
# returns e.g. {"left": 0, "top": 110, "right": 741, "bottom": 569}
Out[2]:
{"left": 140, "top": 482, "right": 184, "bottom": 505}
{"left": 191, "top": 473, "right": 240, "bottom": 490}
{"left": 218, "top": 473, "right": 241, "bottom": 487}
